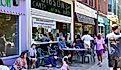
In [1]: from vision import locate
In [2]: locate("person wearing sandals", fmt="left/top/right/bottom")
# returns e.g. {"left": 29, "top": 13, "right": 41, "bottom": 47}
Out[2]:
{"left": 29, "top": 44, "right": 37, "bottom": 69}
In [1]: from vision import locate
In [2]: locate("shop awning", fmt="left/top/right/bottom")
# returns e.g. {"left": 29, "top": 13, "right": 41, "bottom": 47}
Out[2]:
{"left": 76, "top": 13, "right": 95, "bottom": 25}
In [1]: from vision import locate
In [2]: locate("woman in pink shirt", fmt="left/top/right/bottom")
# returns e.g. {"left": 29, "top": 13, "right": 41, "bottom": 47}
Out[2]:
{"left": 95, "top": 33, "right": 105, "bottom": 67}
{"left": 13, "top": 51, "right": 27, "bottom": 70}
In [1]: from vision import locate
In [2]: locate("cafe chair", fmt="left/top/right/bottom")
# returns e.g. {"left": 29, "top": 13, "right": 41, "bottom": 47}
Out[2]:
{"left": 36, "top": 48, "right": 49, "bottom": 67}
{"left": 48, "top": 45, "right": 57, "bottom": 55}
{"left": 83, "top": 48, "right": 95, "bottom": 64}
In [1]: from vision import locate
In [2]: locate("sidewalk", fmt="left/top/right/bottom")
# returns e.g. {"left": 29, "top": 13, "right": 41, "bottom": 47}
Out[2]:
{"left": 87, "top": 53, "right": 109, "bottom": 70}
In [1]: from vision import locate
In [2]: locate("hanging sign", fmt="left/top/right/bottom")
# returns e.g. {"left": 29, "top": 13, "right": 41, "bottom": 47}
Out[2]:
{"left": 32, "top": 18, "right": 56, "bottom": 29}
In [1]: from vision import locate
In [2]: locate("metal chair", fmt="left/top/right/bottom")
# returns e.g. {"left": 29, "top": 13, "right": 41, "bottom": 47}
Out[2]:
{"left": 36, "top": 48, "right": 49, "bottom": 67}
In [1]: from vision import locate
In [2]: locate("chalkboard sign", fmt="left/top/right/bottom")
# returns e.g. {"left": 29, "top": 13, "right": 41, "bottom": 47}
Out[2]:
{"left": 31, "top": 0, "right": 71, "bottom": 17}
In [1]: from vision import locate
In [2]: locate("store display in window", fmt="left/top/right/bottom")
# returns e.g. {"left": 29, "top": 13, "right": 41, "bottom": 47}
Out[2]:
{"left": 0, "top": 13, "right": 18, "bottom": 57}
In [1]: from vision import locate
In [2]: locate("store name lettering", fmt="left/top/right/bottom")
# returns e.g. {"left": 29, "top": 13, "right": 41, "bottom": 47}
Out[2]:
{"left": 0, "top": 0, "right": 11, "bottom": 7}
{"left": 31, "top": 0, "right": 71, "bottom": 17}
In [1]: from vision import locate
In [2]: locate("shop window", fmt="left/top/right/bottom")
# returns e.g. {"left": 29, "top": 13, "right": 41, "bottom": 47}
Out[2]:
{"left": 32, "top": 18, "right": 71, "bottom": 42}
{"left": 0, "top": 13, "right": 19, "bottom": 57}
{"left": 75, "top": 23, "right": 82, "bottom": 36}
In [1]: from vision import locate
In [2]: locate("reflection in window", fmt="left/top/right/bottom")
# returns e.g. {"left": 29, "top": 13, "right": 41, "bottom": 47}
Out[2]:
{"left": 32, "top": 18, "right": 71, "bottom": 42}
{"left": 0, "top": 13, "right": 19, "bottom": 57}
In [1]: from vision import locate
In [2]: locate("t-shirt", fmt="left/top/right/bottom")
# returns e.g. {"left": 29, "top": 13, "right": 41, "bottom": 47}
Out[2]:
{"left": 106, "top": 32, "right": 121, "bottom": 55}
{"left": 0, "top": 65, "right": 10, "bottom": 70}
{"left": 81, "top": 34, "right": 93, "bottom": 47}
{"left": 95, "top": 38, "right": 105, "bottom": 50}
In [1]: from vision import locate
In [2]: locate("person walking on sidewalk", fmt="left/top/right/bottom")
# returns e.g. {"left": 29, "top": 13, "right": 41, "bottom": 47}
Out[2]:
{"left": 81, "top": 31, "right": 93, "bottom": 49}
{"left": 106, "top": 24, "right": 121, "bottom": 70}
{"left": 95, "top": 33, "right": 105, "bottom": 67}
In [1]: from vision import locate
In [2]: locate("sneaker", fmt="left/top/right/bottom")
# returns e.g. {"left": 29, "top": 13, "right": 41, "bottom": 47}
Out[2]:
{"left": 99, "top": 63, "right": 102, "bottom": 67}
{"left": 97, "top": 61, "right": 101, "bottom": 65}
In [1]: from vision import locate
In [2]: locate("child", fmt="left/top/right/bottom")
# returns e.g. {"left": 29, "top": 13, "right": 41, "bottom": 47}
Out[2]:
{"left": 59, "top": 57, "right": 69, "bottom": 70}
{"left": 95, "top": 33, "right": 105, "bottom": 67}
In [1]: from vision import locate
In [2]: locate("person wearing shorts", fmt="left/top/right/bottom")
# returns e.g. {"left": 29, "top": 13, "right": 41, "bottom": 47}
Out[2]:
{"left": 95, "top": 33, "right": 105, "bottom": 67}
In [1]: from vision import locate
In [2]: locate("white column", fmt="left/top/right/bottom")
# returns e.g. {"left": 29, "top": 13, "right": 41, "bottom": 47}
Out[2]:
{"left": 71, "top": 0, "right": 74, "bottom": 42}
{"left": 26, "top": 0, "right": 32, "bottom": 49}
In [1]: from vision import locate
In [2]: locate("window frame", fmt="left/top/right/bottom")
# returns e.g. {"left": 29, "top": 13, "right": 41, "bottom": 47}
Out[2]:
{"left": 0, "top": 14, "right": 21, "bottom": 59}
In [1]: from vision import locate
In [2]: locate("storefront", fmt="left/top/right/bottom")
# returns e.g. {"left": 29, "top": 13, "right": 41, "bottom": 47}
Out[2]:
{"left": 98, "top": 15, "right": 109, "bottom": 37}
{"left": 27, "top": 0, "right": 72, "bottom": 45}
{"left": 0, "top": 0, "right": 26, "bottom": 65}
{"left": 75, "top": 1, "right": 97, "bottom": 36}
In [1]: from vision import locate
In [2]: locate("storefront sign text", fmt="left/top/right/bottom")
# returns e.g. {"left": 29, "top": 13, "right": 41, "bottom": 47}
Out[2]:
{"left": 75, "top": 1, "right": 97, "bottom": 19}
{"left": 76, "top": 13, "right": 95, "bottom": 25}
{"left": 31, "top": 0, "right": 71, "bottom": 17}
{"left": 33, "top": 18, "right": 56, "bottom": 29}
{"left": 0, "top": 0, "right": 11, "bottom": 7}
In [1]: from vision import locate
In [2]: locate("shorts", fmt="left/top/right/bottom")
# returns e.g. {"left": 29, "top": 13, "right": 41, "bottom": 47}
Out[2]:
{"left": 96, "top": 49, "right": 103, "bottom": 56}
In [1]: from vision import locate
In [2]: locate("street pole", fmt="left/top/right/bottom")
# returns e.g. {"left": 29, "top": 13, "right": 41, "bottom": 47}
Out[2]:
{"left": 97, "top": 0, "right": 100, "bottom": 34}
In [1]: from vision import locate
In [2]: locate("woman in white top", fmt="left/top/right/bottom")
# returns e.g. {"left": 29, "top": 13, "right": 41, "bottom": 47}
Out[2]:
{"left": 0, "top": 59, "right": 9, "bottom": 70}
{"left": 29, "top": 44, "right": 37, "bottom": 69}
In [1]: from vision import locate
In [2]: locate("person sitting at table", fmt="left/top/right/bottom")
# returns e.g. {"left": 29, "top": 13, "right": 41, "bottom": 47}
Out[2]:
{"left": 44, "top": 55, "right": 58, "bottom": 67}
{"left": 65, "top": 33, "right": 71, "bottom": 47}
{"left": 75, "top": 34, "right": 84, "bottom": 49}
{"left": 58, "top": 37, "right": 68, "bottom": 56}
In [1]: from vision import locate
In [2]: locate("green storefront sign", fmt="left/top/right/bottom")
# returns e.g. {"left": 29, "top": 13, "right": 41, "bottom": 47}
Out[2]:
{"left": 0, "top": 0, "right": 11, "bottom": 7}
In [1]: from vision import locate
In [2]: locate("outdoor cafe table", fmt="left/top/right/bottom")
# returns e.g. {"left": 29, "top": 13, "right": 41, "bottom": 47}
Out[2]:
{"left": 62, "top": 48, "right": 88, "bottom": 64}
{"left": 62, "top": 48, "right": 87, "bottom": 51}
{"left": 32, "top": 41, "right": 59, "bottom": 44}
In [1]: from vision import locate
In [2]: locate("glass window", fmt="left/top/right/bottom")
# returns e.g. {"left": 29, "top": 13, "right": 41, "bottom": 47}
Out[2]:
{"left": 32, "top": 18, "right": 71, "bottom": 42}
{"left": 0, "top": 13, "right": 19, "bottom": 57}
{"left": 75, "top": 23, "right": 82, "bottom": 36}
{"left": 108, "top": 4, "right": 112, "bottom": 12}
{"left": 85, "top": 0, "right": 89, "bottom": 5}
{"left": 92, "top": 0, "right": 95, "bottom": 8}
